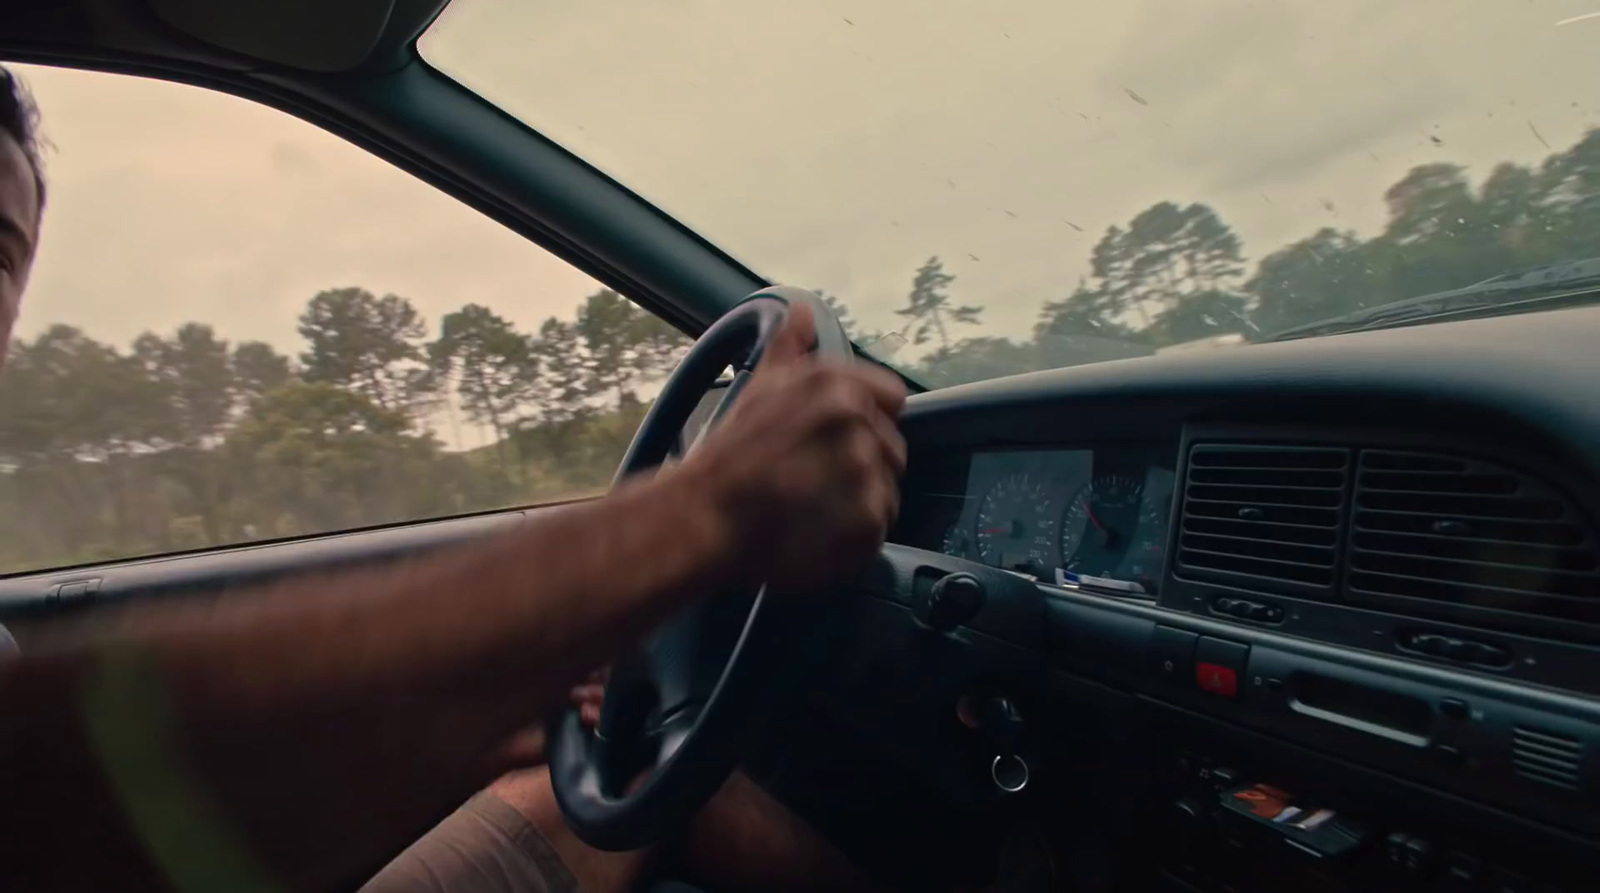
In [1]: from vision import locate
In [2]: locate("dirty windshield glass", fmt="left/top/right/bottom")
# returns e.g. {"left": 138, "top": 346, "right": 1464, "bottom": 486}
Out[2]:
{"left": 423, "top": 1, "right": 1600, "bottom": 387}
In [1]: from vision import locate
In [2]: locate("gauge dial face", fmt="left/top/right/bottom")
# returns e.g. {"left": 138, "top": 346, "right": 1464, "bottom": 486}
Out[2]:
{"left": 1059, "top": 473, "right": 1167, "bottom": 587}
{"left": 941, "top": 524, "right": 971, "bottom": 559}
{"left": 975, "top": 472, "right": 1057, "bottom": 572}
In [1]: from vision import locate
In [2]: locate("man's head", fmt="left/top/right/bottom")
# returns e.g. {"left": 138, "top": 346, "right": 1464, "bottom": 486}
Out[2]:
{"left": 0, "top": 65, "right": 42, "bottom": 363}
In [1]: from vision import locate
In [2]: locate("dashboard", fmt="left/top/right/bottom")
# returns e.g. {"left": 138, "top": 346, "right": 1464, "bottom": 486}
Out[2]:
{"left": 851, "top": 306, "right": 1600, "bottom": 893}
{"left": 899, "top": 444, "right": 1176, "bottom": 594}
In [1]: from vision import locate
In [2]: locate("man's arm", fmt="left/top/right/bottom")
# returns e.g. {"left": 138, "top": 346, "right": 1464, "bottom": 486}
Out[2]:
{"left": 0, "top": 304, "right": 906, "bottom": 893}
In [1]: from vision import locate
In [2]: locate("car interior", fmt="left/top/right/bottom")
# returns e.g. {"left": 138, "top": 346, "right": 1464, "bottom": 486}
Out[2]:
{"left": 4, "top": 2, "right": 1600, "bottom": 892}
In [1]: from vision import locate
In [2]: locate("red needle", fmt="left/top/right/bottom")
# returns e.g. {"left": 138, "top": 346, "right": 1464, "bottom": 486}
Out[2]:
{"left": 1084, "top": 506, "right": 1106, "bottom": 532}
{"left": 980, "top": 525, "right": 1010, "bottom": 534}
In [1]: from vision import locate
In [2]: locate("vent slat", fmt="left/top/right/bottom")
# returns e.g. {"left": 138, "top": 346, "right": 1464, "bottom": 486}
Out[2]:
{"left": 1512, "top": 763, "right": 1579, "bottom": 790}
{"left": 1509, "top": 746, "right": 1580, "bottom": 770}
{"left": 1351, "top": 530, "right": 1597, "bottom": 572}
{"left": 1512, "top": 725, "right": 1583, "bottom": 790}
{"left": 1176, "top": 444, "right": 1350, "bottom": 595}
{"left": 1354, "top": 510, "right": 1587, "bottom": 547}
{"left": 1184, "top": 499, "right": 1340, "bottom": 528}
{"left": 1514, "top": 726, "right": 1583, "bottom": 750}
{"left": 1356, "top": 490, "right": 1565, "bottom": 520}
{"left": 1350, "top": 450, "right": 1600, "bottom": 620}
{"left": 1180, "top": 533, "right": 1334, "bottom": 567}
{"left": 1183, "top": 517, "right": 1339, "bottom": 546}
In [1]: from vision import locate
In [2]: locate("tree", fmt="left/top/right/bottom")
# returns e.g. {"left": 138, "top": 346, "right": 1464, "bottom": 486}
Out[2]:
{"left": 573, "top": 289, "right": 689, "bottom": 405}
{"left": 297, "top": 287, "right": 433, "bottom": 416}
{"left": 1035, "top": 280, "right": 1136, "bottom": 340}
{"left": 1088, "top": 202, "right": 1246, "bottom": 326}
{"left": 895, "top": 256, "right": 982, "bottom": 347}
{"left": 232, "top": 340, "right": 295, "bottom": 407}
{"left": 1247, "top": 228, "right": 1373, "bottom": 334}
{"left": 1145, "top": 290, "right": 1252, "bottom": 346}
{"left": 225, "top": 382, "right": 447, "bottom": 535}
{"left": 131, "top": 324, "right": 242, "bottom": 543}
{"left": 431, "top": 303, "right": 536, "bottom": 476}
{"left": 132, "top": 323, "right": 233, "bottom": 447}
{"left": 0, "top": 326, "right": 175, "bottom": 560}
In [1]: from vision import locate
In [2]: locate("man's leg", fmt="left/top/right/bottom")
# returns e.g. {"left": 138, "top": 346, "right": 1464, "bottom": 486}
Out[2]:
{"left": 677, "top": 770, "right": 881, "bottom": 893}
{"left": 360, "top": 766, "right": 653, "bottom": 893}
{"left": 364, "top": 765, "right": 879, "bottom": 893}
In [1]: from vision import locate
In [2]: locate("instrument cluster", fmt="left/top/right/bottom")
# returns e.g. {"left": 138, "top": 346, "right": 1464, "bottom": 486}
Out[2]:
{"left": 901, "top": 445, "right": 1177, "bottom": 596}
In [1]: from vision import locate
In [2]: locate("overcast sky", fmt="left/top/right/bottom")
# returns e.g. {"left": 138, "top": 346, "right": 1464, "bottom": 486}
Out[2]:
{"left": 426, "top": 0, "right": 1600, "bottom": 338}
{"left": 13, "top": 0, "right": 1600, "bottom": 432}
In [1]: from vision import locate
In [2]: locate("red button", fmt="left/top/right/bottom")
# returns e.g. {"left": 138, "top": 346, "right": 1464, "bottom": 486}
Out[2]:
{"left": 1196, "top": 662, "right": 1238, "bottom": 697}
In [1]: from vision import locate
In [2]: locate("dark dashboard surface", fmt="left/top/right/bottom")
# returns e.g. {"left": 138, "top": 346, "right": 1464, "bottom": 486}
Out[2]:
{"left": 856, "top": 306, "right": 1600, "bottom": 892}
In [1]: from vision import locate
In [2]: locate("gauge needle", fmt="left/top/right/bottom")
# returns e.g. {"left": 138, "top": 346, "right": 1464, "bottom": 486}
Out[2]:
{"left": 980, "top": 525, "right": 1011, "bottom": 534}
{"left": 1083, "top": 507, "right": 1106, "bottom": 532}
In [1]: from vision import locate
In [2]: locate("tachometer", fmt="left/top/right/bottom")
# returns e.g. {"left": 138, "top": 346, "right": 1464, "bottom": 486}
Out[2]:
{"left": 941, "top": 524, "right": 972, "bottom": 559}
{"left": 975, "top": 472, "right": 1057, "bottom": 572}
{"left": 1059, "top": 473, "right": 1167, "bottom": 590}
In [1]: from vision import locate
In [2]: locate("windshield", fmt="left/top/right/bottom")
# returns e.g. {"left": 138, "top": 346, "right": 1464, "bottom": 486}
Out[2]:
{"left": 421, "top": 1, "right": 1600, "bottom": 388}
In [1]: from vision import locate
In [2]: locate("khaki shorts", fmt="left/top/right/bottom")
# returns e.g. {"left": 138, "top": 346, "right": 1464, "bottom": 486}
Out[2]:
{"left": 361, "top": 792, "right": 582, "bottom": 893}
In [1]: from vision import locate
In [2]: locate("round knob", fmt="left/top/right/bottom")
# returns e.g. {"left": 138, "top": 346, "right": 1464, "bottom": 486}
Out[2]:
{"left": 927, "top": 572, "right": 985, "bottom": 631}
{"left": 991, "top": 754, "right": 1030, "bottom": 793}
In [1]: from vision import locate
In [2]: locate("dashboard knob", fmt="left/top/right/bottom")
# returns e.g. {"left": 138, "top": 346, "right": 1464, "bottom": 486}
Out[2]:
{"left": 926, "top": 572, "right": 986, "bottom": 631}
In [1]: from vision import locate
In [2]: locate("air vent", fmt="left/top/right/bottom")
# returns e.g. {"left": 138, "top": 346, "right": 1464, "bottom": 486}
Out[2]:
{"left": 1511, "top": 726, "right": 1583, "bottom": 791}
{"left": 1176, "top": 445, "right": 1351, "bottom": 595}
{"left": 1349, "top": 451, "right": 1600, "bottom": 622}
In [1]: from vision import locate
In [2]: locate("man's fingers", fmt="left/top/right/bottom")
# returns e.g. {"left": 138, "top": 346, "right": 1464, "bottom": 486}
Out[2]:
{"left": 756, "top": 300, "right": 818, "bottom": 370}
{"left": 863, "top": 406, "right": 908, "bottom": 476}
{"left": 840, "top": 361, "right": 907, "bottom": 416}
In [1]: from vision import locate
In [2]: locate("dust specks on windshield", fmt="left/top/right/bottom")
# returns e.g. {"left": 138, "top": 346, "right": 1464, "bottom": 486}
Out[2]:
{"left": 1122, "top": 87, "right": 1149, "bottom": 106}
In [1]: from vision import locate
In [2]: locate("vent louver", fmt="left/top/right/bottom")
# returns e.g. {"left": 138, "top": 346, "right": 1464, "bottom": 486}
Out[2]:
{"left": 1511, "top": 726, "right": 1583, "bottom": 791}
{"left": 1349, "top": 451, "right": 1600, "bottom": 621}
{"left": 1176, "top": 445, "right": 1351, "bottom": 595}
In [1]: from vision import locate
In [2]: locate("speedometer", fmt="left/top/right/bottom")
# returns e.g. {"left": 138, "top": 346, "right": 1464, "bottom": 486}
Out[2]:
{"left": 975, "top": 472, "right": 1056, "bottom": 572}
{"left": 1059, "top": 473, "right": 1167, "bottom": 590}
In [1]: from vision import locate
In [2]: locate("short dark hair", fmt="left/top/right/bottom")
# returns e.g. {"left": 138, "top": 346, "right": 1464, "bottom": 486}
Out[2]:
{"left": 0, "top": 65, "right": 44, "bottom": 210}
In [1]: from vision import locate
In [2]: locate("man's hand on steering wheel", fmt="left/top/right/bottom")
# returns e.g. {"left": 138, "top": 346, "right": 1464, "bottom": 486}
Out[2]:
{"left": 675, "top": 301, "right": 908, "bottom": 594}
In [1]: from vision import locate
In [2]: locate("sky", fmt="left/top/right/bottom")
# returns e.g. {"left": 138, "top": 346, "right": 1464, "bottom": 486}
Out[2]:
{"left": 425, "top": 0, "right": 1600, "bottom": 339}
{"left": 11, "top": 0, "right": 1600, "bottom": 441}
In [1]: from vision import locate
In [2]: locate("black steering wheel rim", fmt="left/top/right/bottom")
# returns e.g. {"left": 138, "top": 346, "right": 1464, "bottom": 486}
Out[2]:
{"left": 548, "top": 286, "right": 852, "bottom": 851}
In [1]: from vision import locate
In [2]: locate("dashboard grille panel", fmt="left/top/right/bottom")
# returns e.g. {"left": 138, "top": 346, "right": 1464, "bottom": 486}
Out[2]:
{"left": 1349, "top": 451, "right": 1600, "bottom": 620}
{"left": 1511, "top": 725, "right": 1583, "bottom": 791}
{"left": 1176, "top": 445, "right": 1351, "bottom": 594}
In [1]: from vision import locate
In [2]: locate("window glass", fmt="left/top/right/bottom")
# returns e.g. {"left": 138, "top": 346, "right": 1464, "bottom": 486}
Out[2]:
{"left": 0, "top": 64, "right": 686, "bottom": 574}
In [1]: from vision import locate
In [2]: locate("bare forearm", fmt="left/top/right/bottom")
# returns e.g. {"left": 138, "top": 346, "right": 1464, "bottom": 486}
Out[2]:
{"left": 0, "top": 465, "right": 734, "bottom": 892}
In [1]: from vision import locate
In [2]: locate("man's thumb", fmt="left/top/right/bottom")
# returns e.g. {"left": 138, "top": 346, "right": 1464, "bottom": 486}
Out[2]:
{"left": 757, "top": 300, "right": 817, "bottom": 368}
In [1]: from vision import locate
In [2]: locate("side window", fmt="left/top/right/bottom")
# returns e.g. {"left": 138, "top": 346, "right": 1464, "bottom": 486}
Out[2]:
{"left": 0, "top": 64, "right": 688, "bottom": 574}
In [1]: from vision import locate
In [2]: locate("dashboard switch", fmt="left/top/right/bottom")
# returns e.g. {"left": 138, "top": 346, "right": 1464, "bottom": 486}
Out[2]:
{"left": 1151, "top": 626, "right": 1198, "bottom": 684}
{"left": 1196, "top": 662, "right": 1238, "bottom": 697}
{"left": 1194, "top": 637, "right": 1249, "bottom": 699}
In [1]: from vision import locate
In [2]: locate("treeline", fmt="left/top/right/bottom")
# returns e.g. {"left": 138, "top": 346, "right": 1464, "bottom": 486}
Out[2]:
{"left": 0, "top": 288, "right": 688, "bottom": 572}
{"left": 5, "top": 126, "right": 1600, "bottom": 573}
{"left": 885, "top": 127, "right": 1600, "bottom": 388}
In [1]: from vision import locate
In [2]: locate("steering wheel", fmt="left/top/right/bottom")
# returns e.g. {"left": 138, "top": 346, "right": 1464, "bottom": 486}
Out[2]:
{"left": 549, "top": 286, "right": 854, "bottom": 851}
